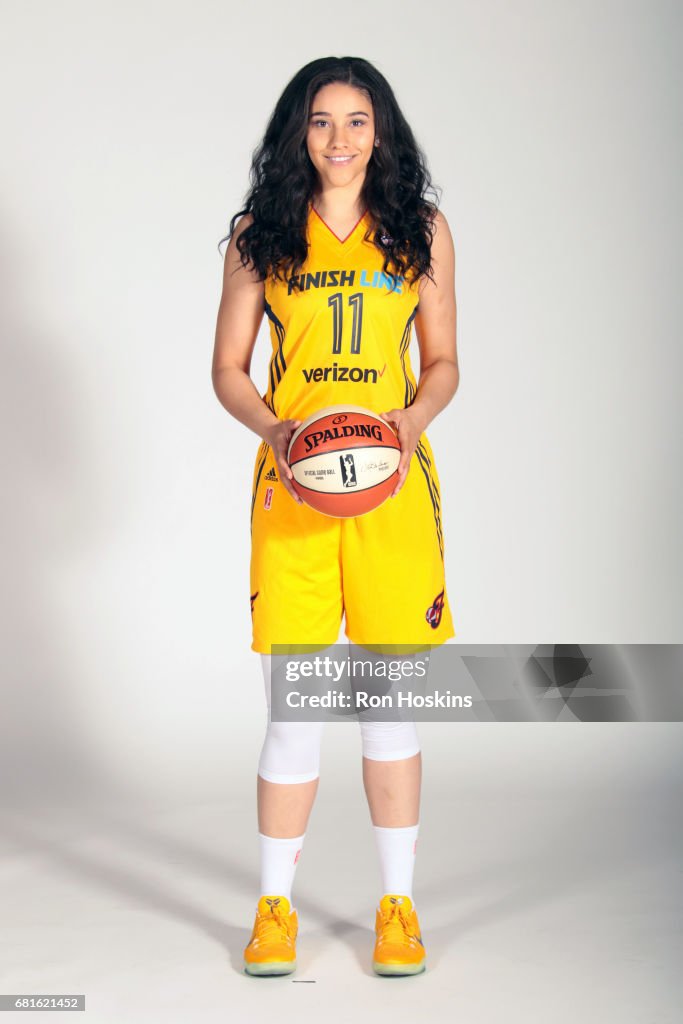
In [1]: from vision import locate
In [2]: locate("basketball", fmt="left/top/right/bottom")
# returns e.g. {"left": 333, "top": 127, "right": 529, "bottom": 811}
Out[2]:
{"left": 287, "top": 405, "right": 401, "bottom": 517}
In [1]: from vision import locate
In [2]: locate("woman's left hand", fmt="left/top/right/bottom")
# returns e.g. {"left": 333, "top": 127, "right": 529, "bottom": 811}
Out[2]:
{"left": 378, "top": 407, "right": 424, "bottom": 498}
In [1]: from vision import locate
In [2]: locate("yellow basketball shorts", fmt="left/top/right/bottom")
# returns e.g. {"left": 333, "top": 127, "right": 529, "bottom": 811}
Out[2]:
{"left": 249, "top": 433, "right": 456, "bottom": 654}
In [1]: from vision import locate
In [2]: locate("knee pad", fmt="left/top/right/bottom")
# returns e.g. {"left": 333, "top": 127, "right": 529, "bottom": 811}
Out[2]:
{"left": 359, "top": 718, "right": 421, "bottom": 761}
{"left": 350, "top": 646, "right": 422, "bottom": 761}
{"left": 258, "top": 653, "right": 326, "bottom": 784}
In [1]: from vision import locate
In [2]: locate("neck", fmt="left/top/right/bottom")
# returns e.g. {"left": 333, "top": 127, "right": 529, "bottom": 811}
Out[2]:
{"left": 311, "top": 189, "right": 366, "bottom": 222}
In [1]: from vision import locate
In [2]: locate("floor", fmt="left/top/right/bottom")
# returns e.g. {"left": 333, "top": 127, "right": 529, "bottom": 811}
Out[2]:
{"left": 1, "top": 725, "right": 681, "bottom": 1023}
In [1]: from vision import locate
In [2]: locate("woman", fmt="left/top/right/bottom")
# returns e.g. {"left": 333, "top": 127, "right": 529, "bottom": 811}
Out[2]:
{"left": 212, "top": 56, "right": 459, "bottom": 977}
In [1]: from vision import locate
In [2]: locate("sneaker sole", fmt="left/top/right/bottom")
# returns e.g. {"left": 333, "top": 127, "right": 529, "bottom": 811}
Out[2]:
{"left": 372, "top": 960, "right": 426, "bottom": 976}
{"left": 244, "top": 960, "right": 297, "bottom": 976}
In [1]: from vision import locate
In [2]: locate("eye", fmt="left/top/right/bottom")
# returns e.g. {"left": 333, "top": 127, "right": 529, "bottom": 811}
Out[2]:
{"left": 311, "top": 119, "right": 328, "bottom": 128}
{"left": 351, "top": 120, "right": 366, "bottom": 127}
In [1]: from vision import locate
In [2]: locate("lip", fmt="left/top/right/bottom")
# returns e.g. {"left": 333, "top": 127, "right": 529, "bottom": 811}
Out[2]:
{"left": 325, "top": 155, "right": 356, "bottom": 164}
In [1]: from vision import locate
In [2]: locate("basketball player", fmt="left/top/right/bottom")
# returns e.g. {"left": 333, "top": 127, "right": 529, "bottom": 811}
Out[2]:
{"left": 212, "top": 56, "right": 459, "bottom": 976}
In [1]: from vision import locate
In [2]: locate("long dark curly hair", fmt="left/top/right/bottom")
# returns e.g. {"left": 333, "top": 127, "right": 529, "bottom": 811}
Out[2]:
{"left": 218, "top": 56, "right": 441, "bottom": 291}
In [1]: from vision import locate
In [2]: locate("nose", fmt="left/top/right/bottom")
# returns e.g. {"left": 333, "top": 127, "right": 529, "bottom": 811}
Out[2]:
{"left": 330, "top": 123, "right": 350, "bottom": 148}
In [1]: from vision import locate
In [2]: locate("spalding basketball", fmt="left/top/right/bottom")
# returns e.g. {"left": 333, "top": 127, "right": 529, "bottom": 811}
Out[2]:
{"left": 287, "top": 405, "right": 401, "bottom": 517}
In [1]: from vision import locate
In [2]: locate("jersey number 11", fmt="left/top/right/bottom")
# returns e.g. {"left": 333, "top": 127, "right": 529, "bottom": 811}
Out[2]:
{"left": 328, "top": 292, "right": 364, "bottom": 355}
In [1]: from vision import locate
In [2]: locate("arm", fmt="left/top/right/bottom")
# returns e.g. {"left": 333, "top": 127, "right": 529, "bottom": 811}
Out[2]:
{"left": 409, "top": 208, "right": 460, "bottom": 433}
{"left": 379, "top": 208, "right": 460, "bottom": 496}
{"left": 211, "top": 213, "right": 279, "bottom": 441}
{"left": 211, "top": 216, "right": 304, "bottom": 503}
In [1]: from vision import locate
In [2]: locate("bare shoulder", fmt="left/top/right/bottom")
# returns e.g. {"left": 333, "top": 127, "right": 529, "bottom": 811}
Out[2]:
{"left": 232, "top": 211, "right": 255, "bottom": 236}
{"left": 428, "top": 207, "right": 454, "bottom": 252}
{"left": 225, "top": 211, "right": 255, "bottom": 256}
{"left": 223, "top": 211, "right": 261, "bottom": 287}
{"left": 418, "top": 207, "right": 455, "bottom": 295}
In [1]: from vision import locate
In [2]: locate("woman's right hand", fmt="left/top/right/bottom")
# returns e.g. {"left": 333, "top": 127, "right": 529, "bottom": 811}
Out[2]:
{"left": 263, "top": 418, "right": 304, "bottom": 504}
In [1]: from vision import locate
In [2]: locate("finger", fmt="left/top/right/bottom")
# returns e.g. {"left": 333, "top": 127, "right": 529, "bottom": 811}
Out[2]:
{"left": 279, "top": 464, "right": 304, "bottom": 504}
{"left": 396, "top": 449, "right": 411, "bottom": 476}
{"left": 390, "top": 466, "right": 408, "bottom": 497}
{"left": 273, "top": 455, "right": 296, "bottom": 492}
{"left": 283, "top": 478, "right": 303, "bottom": 504}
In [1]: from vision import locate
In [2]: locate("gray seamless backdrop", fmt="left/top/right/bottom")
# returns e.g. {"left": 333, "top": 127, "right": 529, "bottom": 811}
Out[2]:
{"left": 0, "top": 0, "right": 681, "bottom": 808}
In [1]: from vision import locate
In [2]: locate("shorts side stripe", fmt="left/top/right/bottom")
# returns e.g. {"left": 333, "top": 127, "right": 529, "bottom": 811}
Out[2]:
{"left": 414, "top": 438, "right": 441, "bottom": 502}
{"left": 415, "top": 440, "right": 444, "bottom": 560}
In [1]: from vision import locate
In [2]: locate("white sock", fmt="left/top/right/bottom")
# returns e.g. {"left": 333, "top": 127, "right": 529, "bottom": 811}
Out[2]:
{"left": 258, "top": 832, "right": 305, "bottom": 907}
{"left": 372, "top": 823, "right": 419, "bottom": 904}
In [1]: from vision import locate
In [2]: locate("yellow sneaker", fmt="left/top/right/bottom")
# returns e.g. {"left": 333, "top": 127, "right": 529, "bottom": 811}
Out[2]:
{"left": 243, "top": 895, "right": 298, "bottom": 976}
{"left": 372, "top": 894, "right": 426, "bottom": 976}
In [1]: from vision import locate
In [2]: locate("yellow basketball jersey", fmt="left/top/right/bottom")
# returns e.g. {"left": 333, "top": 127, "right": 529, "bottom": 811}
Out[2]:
{"left": 261, "top": 203, "right": 421, "bottom": 421}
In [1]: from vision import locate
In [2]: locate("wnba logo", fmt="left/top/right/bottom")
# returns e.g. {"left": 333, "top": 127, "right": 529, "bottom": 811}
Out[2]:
{"left": 340, "top": 453, "right": 357, "bottom": 488}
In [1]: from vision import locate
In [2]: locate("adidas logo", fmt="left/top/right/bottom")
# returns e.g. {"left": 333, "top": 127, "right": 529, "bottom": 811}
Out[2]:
{"left": 264, "top": 467, "right": 278, "bottom": 482}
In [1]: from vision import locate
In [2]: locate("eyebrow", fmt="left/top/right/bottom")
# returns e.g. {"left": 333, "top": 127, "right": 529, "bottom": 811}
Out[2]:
{"left": 309, "top": 110, "right": 370, "bottom": 117}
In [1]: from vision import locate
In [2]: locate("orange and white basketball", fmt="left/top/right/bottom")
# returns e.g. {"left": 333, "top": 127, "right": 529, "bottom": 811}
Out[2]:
{"left": 287, "top": 405, "right": 400, "bottom": 517}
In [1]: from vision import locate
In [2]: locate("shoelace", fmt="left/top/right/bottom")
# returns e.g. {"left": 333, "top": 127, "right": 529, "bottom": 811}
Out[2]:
{"left": 254, "top": 907, "right": 291, "bottom": 944}
{"left": 378, "top": 902, "right": 415, "bottom": 942}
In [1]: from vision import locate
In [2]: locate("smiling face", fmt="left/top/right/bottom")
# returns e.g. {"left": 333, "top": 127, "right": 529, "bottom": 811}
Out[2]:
{"left": 306, "top": 81, "right": 376, "bottom": 196}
